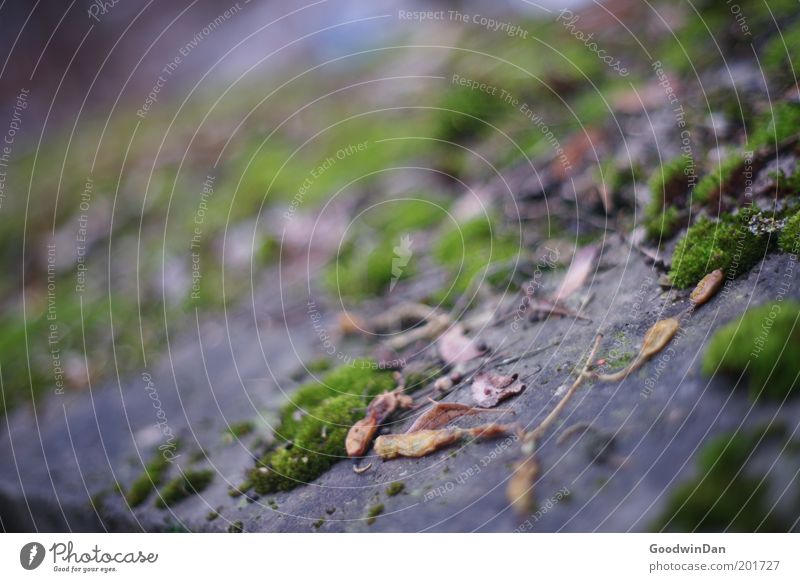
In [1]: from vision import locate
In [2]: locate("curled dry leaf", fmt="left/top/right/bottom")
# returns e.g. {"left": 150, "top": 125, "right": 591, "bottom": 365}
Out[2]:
{"left": 471, "top": 371, "right": 527, "bottom": 408}
{"left": 690, "top": 269, "right": 724, "bottom": 306}
{"left": 553, "top": 245, "right": 598, "bottom": 304}
{"left": 437, "top": 324, "right": 488, "bottom": 365}
{"left": 507, "top": 453, "right": 540, "bottom": 516}
{"left": 375, "top": 423, "right": 515, "bottom": 460}
{"left": 405, "top": 398, "right": 511, "bottom": 433}
{"left": 346, "top": 391, "right": 414, "bottom": 457}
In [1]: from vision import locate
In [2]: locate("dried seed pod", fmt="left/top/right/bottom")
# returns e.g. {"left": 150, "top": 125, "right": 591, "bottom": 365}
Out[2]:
{"left": 690, "top": 269, "right": 724, "bottom": 306}
{"left": 507, "top": 453, "right": 540, "bottom": 516}
{"left": 640, "top": 318, "right": 680, "bottom": 359}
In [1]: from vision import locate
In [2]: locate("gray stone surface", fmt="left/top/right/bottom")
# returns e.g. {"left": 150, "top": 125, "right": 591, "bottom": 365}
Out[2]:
{"left": 2, "top": 238, "right": 799, "bottom": 532}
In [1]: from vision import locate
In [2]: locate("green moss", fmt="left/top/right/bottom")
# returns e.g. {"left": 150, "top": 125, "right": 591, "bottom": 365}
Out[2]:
{"left": 435, "top": 83, "right": 504, "bottom": 143}
{"left": 206, "top": 510, "right": 220, "bottom": 521}
{"left": 644, "top": 206, "right": 682, "bottom": 242}
{"left": 125, "top": 450, "right": 175, "bottom": 507}
{"left": 366, "top": 503, "right": 384, "bottom": 525}
{"left": 433, "top": 216, "right": 520, "bottom": 303}
{"left": 669, "top": 211, "right": 770, "bottom": 288}
{"left": 251, "top": 362, "right": 396, "bottom": 494}
{"left": 693, "top": 154, "right": 743, "bottom": 205}
{"left": 655, "top": 426, "right": 794, "bottom": 531}
{"left": 763, "top": 23, "right": 800, "bottom": 84}
{"left": 385, "top": 482, "right": 405, "bottom": 496}
{"left": 228, "top": 520, "right": 244, "bottom": 533}
{"left": 312, "top": 518, "right": 326, "bottom": 529}
{"left": 224, "top": 421, "right": 255, "bottom": 441}
{"left": 702, "top": 301, "right": 800, "bottom": 400}
{"left": 750, "top": 102, "right": 800, "bottom": 148}
{"left": 155, "top": 470, "right": 214, "bottom": 508}
{"left": 779, "top": 209, "right": 800, "bottom": 254}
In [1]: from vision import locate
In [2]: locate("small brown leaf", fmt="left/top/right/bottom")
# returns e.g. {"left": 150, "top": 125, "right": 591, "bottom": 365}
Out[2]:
{"left": 640, "top": 318, "right": 680, "bottom": 359}
{"left": 690, "top": 269, "right": 724, "bottom": 306}
{"left": 471, "top": 372, "right": 527, "bottom": 407}
{"left": 437, "top": 324, "right": 487, "bottom": 365}
{"left": 346, "top": 391, "right": 414, "bottom": 457}
{"left": 375, "top": 423, "right": 514, "bottom": 459}
{"left": 406, "top": 398, "right": 510, "bottom": 433}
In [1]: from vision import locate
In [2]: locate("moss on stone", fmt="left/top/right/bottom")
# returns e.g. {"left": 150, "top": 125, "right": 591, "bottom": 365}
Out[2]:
{"left": 155, "top": 469, "right": 214, "bottom": 508}
{"left": 668, "top": 211, "right": 770, "bottom": 288}
{"left": 224, "top": 420, "right": 255, "bottom": 440}
{"left": 779, "top": 209, "right": 800, "bottom": 254}
{"left": 433, "top": 215, "right": 520, "bottom": 302}
{"left": 125, "top": 449, "right": 174, "bottom": 508}
{"left": 644, "top": 156, "right": 693, "bottom": 242}
{"left": 750, "top": 102, "right": 800, "bottom": 148}
{"left": 228, "top": 520, "right": 244, "bottom": 533}
{"left": 251, "top": 361, "right": 396, "bottom": 494}
{"left": 763, "top": 23, "right": 800, "bottom": 84}
{"left": 385, "top": 482, "right": 405, "bottom": 496}
{"left": 644, "top": 206, "right": 682, "bottom": 242}
{"left": 702, "top": 301, "right": 800, "bottom": 400}
{"left": 655, "top": 426, "right": 793, "bottom": 532}
{"left": 693, "top": 154, "right": 743, "bottom": 205}
{"left": 366, "top": 503, "right": 384, "bottom": 525}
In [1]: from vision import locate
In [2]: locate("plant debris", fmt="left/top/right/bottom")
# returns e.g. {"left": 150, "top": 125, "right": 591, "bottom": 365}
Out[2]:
{"left": 405, "top": 397, "right": 511, "bottom": 432}
{"left": 437, "top": 323, "right": 488, "bottom": 365}
{"left": 553, "top": 245, "right": 598, "bottom": 303}
{"left": 471, "top": 371, "right": 527, "bottom": 407}
{"left": 346, "top": 390, "right": 414, "bottom": 457}
{"left": 589, "top": 319, "right": 680, "bottom": 382}
{"left": 375, "top": 423, "right": 516, "bottom": 459}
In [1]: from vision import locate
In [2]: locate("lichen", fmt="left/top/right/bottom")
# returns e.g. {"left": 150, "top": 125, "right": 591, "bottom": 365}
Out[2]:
{"left": 655, "top": 426, "right": 794, "bottom": 532}
{"left": 250, "top": 361, "right": 396, "bottom": 494}
{"left": 702, "top": 301, "right": 800, "bottom": 400}
{"left": 668, "top": 210, "right": 770, "bottom": 288}
{"left": 155, "top": 469, "right": 214, "bottom": 508}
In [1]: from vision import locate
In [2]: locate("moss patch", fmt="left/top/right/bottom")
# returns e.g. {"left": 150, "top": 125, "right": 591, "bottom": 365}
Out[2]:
{"left": 224, "top": 421, "right": 255, "bottom": 441}
{"left": 668, "top": 210, "right": 770, "bottom": 288}
{"left": 385, "top": 482, "right": 405, "bottom": 496}
{"left": 366, "top": 503, "right": 384, "bottom": 525}
{"left": 125, "top": 449, "right": 176, "bottom": 507}
{"left": 433, "top": 215, "right": 521, "bottom": 303}
{"left": 655, "top": 426, "right": 794, "bottom": 532}
{"left": 693, "top": 154, "right": 744, "bottom": 205}
{"left": 779, "top": 209, "right": 800, "bottom": 254}
{"left": 155, "top": 470, "right": 214, "bottom": 508}
{"left": 750, "top": 102, "right": 800, "bottom": 148}
{"left": 702, "top": 301, "right": 800, "bottom": 400}
{"left": 250, "top": 361, "right": 396, "bottom": 494}
{"left": 644, "top": 156, "right": 693, "bottom": 242}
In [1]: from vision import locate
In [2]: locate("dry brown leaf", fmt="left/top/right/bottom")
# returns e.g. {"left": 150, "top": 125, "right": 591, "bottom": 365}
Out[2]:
{"left": 553, "top": 245, "right": 598, "bottom": 304}
{"left": 346, "top": 391, "right": 413, "bottom": 457}
{"left": 437, "top": 324, "right": 487, "bottom": 365}
{"left": 507, "top": 454, "right": 540, "bottom": 516}
{"left": 375, "top": 423, "right": 515, "bottom": 459}
{"left": 690, "top": 269, "right": 724, "bottom": 306}
{"left": 406, "top": 398, "right": 511, "bottom": 433}
{"left": 471, "top": 372, "right": 527, "bottom": 408}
